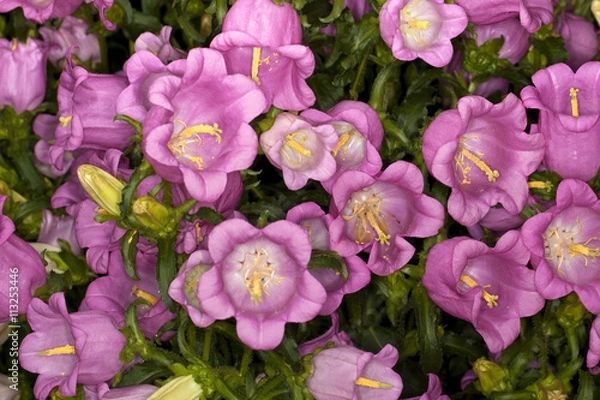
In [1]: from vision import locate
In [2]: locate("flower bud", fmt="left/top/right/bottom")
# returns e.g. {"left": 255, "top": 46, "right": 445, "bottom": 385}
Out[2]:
{"left": 77, "top": 164, "right": 124, "bottom": 217}
{"left": 147, "top": 375, "right": 203, "bottom": 400}
{"left": 473, "top": 358, "right": 511, "bottom": 397}
{"left": 132, "top": 196, "right": 173, "bottom": 232}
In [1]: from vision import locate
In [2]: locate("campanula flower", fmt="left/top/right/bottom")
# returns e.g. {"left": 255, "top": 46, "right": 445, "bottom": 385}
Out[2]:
{"left": 84, "top": 383, "right": 158, "bottom": 399}
{"left": 300, "top": 100, "right": 384, "bottom": 193}
{"left": 379, "top": 0, "right": 468, "bottom": 67}
{"left": 210, "top": 0, "right": 316, "bottom": 111}
{"left": 37, "top": 209, "right": 81, "bottom": 255}
{"left": 19, "top": 292, "right": 126, "bottom": 399}
{"left": 0, "top": 0, "right": 82, "bottom": 24}
{"left": 555, "top": 13, "right": 598, "bottom": 71}
{"left": 0, "top": 38, "right": 47, "bottom": 114}
{"left": 521, "top": 62, "right": 600, "bottom": 181}
{"left": 329, "top": 161, "right": 445, "bottom": 275}
{"left": 404, "top": 374, "right": 450, "bottom": 400}
{"left": 422, "top": 94, "right": 545, "bottom": 227}
{"left": 454, "top": 0, "right": 554, "bottom": 33}
{"left": 197, "top": 219, "right": 326, "bottom": 350}
{"left": 168, "top": 250, "right": 216, "bottom": 328}
{"left": 306, "top": 344, "right": 403, "bottom": 400}
{"left": 260, "top": 113, "right": 338, "bottom": 190}
{"left": 521, "top": 179, "right": 600, "bottom": 314}
{"left": 0, "top": 196, "right": 46, "bottom": 323}
{"left": 142, "top": 48, "right": 267, "bottom": 202}
{"left": 286, "top": 202, "right": 371, "bottom": 315}
{"left": 423, "top": 231, "right": 545, "bottom": 353}
{"left": 473, "top": 18, "right": 530, "bottom": 65}
{"left": 40, "top": 16, "right": 101, "bottom": 68}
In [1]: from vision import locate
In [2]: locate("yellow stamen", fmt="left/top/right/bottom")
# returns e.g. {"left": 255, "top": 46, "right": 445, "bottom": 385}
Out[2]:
{"left": 408, "top": 20, "right": 431, "bottom": 30}
{"left": 244, "top": 250, "right": 283, "bottom": 305}
{"left": 342, "top": 196, "right": 391, "bottom": 246}
{"left": 132, "top": 286, "right": 159, "bottom": 305}
{"left": 282, "top": 132, "right": 312, "bottom": 165}
{"left": 528, "top": 181, "right": 553, "bottom": 192}
{"left": 459, "top": 274, "right": 499, "bottom": 308}
{"left": 11, "top": 39, "right": 17, "bottom": 51}
{"left": 332, "top": 133, "right": 350, "bottom": 158}
{"left": 568, "top": 240, "right": 600, "bottom": 267}
{"left": 188, "top": 156, "right": 204, "bottom": 171}
{"left": 456, "top": 146, "right": 499, "bottom": 183}
{"left": 400, "top": 0, "right": 430, "bottom": 45}
{"left": 354, "top": 377, "right": 393, "bottom": 389}
{"left": 251, "top": 47, "right": 261, "bottom": 85}
{"left": 570, "top": 87, "right": 580, "bottom": 118}
{"left": 366, "top": 210, "right": 391, "bottom": 245}
{"left": 59, "top": 116, "right": 72, "bottom": 128}
{"left": 459, "top": 274, "right": 478, "bottom": 288}
{"left": 178, "top": 123, "right": 222, "bottom": 143}
{"left": 37, "top": 344, "right": 76, "bottom": 356}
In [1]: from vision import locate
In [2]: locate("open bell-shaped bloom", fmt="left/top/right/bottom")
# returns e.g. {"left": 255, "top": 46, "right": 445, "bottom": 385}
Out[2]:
{"left": 521, "top": 62, "right": 600, "bottom": 181}
{"left": 134, "top": 26, "right": 186, "bottom": 64}
{"left": 423, "top": 230, "right": 545, "bottom": 353}
{"left": 329, "top": 161, "right": 445, "bottom": 275}
{"left": 306, "top": 344, "right": 403, "bottom": 400}
{"left": 521, "top": 179, "right": 600, "bottom": 314}
{"left": 210, "top": 0, "right": 315, "bottom": 111}
{"left": 260, "top": 113, "right": 338, "bottom": 190}
{"left": 197, "top": 219, "right": 326, "bottom": 350}
{"left": 300, "top": 100, "right": 384, "bottom": 193}
{"left": 379, "top": 0, "right": 468, "bottom": 67}
{"left": 40, "top": 16, "right": 101, "bottom": 68}
{"left": 19, "top": 293, "right": 126, "bottom": 399}
{"left": 422, "top": 93, "right": 545, "bottom": 227}
{"left": 142, "top": 48, "right": 267, "bottom": 202}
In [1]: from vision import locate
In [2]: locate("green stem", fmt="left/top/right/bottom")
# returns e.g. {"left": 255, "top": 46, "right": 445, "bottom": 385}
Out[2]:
{"left": 349, "top": 44, "right": 373, "bottom": 100}
{"left": 240, "top": 346, "right": 253, "bottom": 378}
{"left": 566, "top": 327, "right": 579, "bottom": 361}
{"left": 534, "top": 314, "right": 548, "bottom": 377}
{"left": 202, "top": 327, "right": 213, "bottom": 362}
{"left": 214, "top": 378, "right": 243, "bottom": 400}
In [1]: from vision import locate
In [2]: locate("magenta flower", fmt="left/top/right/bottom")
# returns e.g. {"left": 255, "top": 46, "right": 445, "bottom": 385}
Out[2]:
{"left": 306, "top": 344, "right": 403, "bottom": 400}
{"left": 0, "top": 0, "right": 82, "bottom": 24}
{"left": 286, "top": 202, "right": 371, "bottom": 315}
{"left": 300, "top": 100, "right": 384, "bottom": 193}
{"left": 0, "top": 196, "right": 46, "bottom": 323}
{"left": 423, "top": 231, "right": 545, "bottom": 353}
{"left": 134, "top": 26, "right": 186, "bottom": 64}
{"left": 555, "top": 13, "right": 598, "bottom": 71}
{"left": 47, "top": 59, "right": 136, "bottom": 173}
{"left": 0, "top": 38, "right": 47, "bottom": 114}
{"left": 473, "top": 18, "right": 530, "bottom": 65}
{"left": 521, "top": 62, "right": 600, "bottom": 181}
{"left": 379, "top": 0, "right": 468, "bottom": 67}
{"left": 19, "top": 293, "right": 126, "bottom": 399}
{"left": 260, "top": 113, "right": 338, "bottom": 190}
{"left": 37, "top": 209, "right": 81, "bottom": 255}
{"left": 404, "top": 374, "right": 450, "bottom": 400}
{"left": 84, "top": 383, "right": 158, "bottom": 399}
{"left": 80, "top": 251, "right": 176, "bottom": 340}
{"left": 329, "top": 161, "right": 445, "bottom": 275}
{"left": 142, "top": 48, "right": 267, "bottom": 202}
{"left": 40, "top": 16, "right": 101, "bottom": 68}
{"left": 197, "top": 219, "right": 326, "bottom": 350}
{"left": 298, "top": 312, "right": 353, "bottom": 357}
{"left": 210, "top": 0, "right": 315, "bottom": 111}
{"left": 168, "top": 250, "right": 216, "bottom": 328}
{"left": 34, "top": 114, "right": 74, "bottom": 177}
{"left": 454, "top": 0, "right": 554, "bottom": 33}
{"left": 422, "top": 94, "right": 545, "bottom": 227}
{"left": 521, "top": 179, "right": 600, "bottom": 314}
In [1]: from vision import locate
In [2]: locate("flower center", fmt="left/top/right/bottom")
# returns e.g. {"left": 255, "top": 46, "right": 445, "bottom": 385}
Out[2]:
{"left": 242, "top": 249, "right": 284, "bottom": 305}
{"left": 330, "top": 122, "right": 366, "bottom": 171}
{"left": 37, "top": 344, "right": 76, "bottom": 356}
{"left": 399, "top": 0, "right": 437, "bottom": 48}
{"left": 281, "top": 131, "right": 313, "bottom": 167}
{"left": 457, "top": 270, "right": 499, "bottom": 309}
{"left": 251, "top": 47, "right": 280, "bottom": 86}
{"left": 354, "top": 377, "right": 394, "bottom": 389}
{"left": 184, "top": 263, "right": 211, "bottom": 308}
{"left": 570, "top": 87, "right": 580, "bottom": 118}
{"left": 454, "top": 135, "right": 499, "bottom": 185}
{"left": 342, "top": 190, "right": 391, "bottom": 246}
{"left": 168, "top": 119, "right": 222, "bottom": 171}
{"left": 544, "top": 217, "right": 599, "bottom": 275}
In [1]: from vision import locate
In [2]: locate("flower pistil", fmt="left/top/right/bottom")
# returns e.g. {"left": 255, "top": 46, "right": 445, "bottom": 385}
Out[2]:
{"left": 242, "top": 249, "right": 284, "bottom": 305}
{"left": 37, "top": 344, "right": 76, "bottom": 356}
{"left": 457, "top": 272, "right": 499, "bottom": 308}
{"left": 354, "top": 377, "right": 394, "bottom": 389}
{"left": 454, "top": 136, "right": 499, "bottom": 184}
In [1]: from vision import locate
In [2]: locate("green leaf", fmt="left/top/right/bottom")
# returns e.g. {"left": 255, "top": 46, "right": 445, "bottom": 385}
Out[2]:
{"left": 319, "top": 0, "right": 344, "bottom": 23}
{"left": 307, "top": 249, "right": 348, "bottom": 279}
{"left": 530, "top": 35, "right": 569, "bottom": 66}
{"left": 411, "top": 284, "right": 443, "bottom": 374}
{"left": 194, "top": 206, "right": 226, "bottom": 226}
{"left": 156, "top": 236, "right": 178, "bottom": 311}
{"left": 114, "top": 0, "right": 133, "bottom": 24}
{"left": 116, "top": 360, "right": 172, "bottom": 387}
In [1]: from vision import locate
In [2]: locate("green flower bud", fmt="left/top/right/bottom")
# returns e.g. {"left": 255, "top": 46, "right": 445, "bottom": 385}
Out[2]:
{"left": 77, "top": 164, "right": 124, "bottom": 217}
{"left": 132, "top": 196, "right": 173, "bottom": 232}
{"left": 148, "top": 375, "right": 204, "bottom": 400}
{"left": 473, "top": 358, "right": 511, "bottom": 397}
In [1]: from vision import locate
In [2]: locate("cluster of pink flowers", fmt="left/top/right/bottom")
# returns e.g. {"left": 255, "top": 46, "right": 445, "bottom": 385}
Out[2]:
{"left": 1, "top": 0, "right": 600, "bottom": 398}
